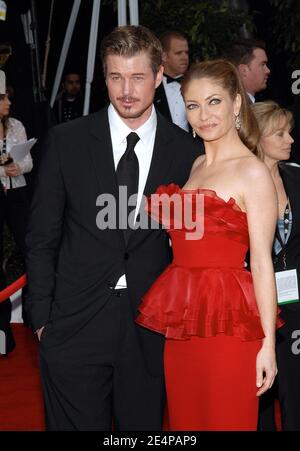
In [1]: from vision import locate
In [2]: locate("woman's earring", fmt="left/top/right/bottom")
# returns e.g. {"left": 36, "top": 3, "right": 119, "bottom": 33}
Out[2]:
{"left": 235, "top": 113, "right": 241, "bottom": 131}
{"left": 192, "top": 129, "right": 196, "bottom": 138}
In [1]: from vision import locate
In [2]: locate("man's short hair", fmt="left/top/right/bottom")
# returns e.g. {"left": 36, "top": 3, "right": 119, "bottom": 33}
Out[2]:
{"left": 159, "top": 31, "right": 188, "bottom": 52}
{"left": 223, "top": 38, "right": 266, "bottom": 66}
{"left": 100, "top": 25, "right": 163, "bottom": 76}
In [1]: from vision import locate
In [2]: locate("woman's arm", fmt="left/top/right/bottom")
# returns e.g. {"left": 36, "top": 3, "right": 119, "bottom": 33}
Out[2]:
{"left": 8, "top": 118, "right": 33, "bottom": 174}
{"left": 243, "top": 160, "right": 278, "bottom": 396}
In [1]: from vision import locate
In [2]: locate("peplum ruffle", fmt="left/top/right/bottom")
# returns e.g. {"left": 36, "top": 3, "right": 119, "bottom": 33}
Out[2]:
{"left": 136, "top": 264, "right": 284, "bottom": 341}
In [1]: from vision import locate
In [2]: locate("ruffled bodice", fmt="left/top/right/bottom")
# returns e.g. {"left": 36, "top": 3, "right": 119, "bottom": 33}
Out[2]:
{"left": 136, "top": 184, "right": 283, "bottom": 341}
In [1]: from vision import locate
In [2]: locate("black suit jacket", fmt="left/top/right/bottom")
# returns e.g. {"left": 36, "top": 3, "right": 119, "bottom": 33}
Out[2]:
{"left": 25, "top": 106, "right": 203, "bottom": 374}
{"left": 154, "top": 83, "right": 172, "bottom": 122}
{"left": 273, "top": 162, "right": 300, "bottom": 312}
{"left": 289, "top": 101, "right": 300, "bottom": 165}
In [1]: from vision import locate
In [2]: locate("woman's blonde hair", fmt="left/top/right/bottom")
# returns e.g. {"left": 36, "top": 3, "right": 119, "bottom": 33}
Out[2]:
{"left": 251, "top": 100, "right": 294, "bottom": 160}
{"left": 181, "top": 59, "right": 260, "bottom": 155}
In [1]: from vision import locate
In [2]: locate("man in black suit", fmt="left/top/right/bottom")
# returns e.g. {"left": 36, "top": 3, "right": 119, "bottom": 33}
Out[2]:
{"left": 25, "top": 26, "right": 201, "bottom": 431}
{"left": 154, "top": 31, "right": 190, "bottom": 131}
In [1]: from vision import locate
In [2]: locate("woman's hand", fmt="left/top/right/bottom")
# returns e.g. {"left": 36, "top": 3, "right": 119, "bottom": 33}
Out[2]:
{"left": 256, "top": 344, "right": 277, "bottom": 396}
{"left": 5, "top": 163, "right": 22, "bottom": 177}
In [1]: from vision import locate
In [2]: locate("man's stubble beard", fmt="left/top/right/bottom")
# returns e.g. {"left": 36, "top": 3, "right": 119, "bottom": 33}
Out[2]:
{"left": 114, "top": 99, "right": 154, "bottom": 120}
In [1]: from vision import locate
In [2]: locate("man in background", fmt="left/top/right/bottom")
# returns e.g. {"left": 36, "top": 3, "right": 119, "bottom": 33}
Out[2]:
{"left": 52, "top": 71, "right": 83, "bottom": 123}
{"left": 224, "top": 39, "right": 271, "bottom": 103}
{"left": 154, "top": 30, "right": 189, "bottom": 131}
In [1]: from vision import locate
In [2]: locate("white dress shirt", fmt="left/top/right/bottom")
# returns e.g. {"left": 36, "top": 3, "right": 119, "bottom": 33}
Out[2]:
{"left": 108, "top": 103, "right": 157, "bottom": 288}
{"left": 0, "top": 118, "right": 33, "bottom": 190}
{"left": 163, "top": 75, "right": 189, "bottom": 132}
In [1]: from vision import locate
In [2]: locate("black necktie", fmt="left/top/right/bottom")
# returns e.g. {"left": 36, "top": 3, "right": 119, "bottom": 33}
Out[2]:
{"left": 164, "top": 73, "right": 183, "bottom": 84}
{"left": 117, "top": 132, "right": 140, "bottom": 242}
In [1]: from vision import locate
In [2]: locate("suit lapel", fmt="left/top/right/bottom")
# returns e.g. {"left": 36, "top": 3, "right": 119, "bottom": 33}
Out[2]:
{"left": 129, "top": 112, "right": 175, "bottom": 248}
{"left": 86, "top": 107, "right": 125, "bottom": 247}
{"left": 86, "top": 107, "right": 119, "bottom": 199}
{"left": 86, "top": 108, "right": 175, "bottom": 248}
{"left": 143, "top": 112, "right": 175, "bottom": 195}
{"left": 154, "top": 84, "right": 172, "bottom": 121}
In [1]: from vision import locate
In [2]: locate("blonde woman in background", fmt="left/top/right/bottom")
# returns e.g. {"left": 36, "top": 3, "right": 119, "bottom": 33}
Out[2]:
{"left": 252, "top": 101, "right": 300, "bottom": 431}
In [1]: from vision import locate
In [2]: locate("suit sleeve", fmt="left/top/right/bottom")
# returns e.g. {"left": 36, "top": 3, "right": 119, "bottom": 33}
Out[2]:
{"left": 25, "top": 129, "right": 66, "bottom": 331}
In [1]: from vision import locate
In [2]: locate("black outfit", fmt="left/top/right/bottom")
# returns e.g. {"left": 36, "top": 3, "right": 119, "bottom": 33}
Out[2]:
{"left": 0, "top": 185, "right": 30, "bottom": 346}
{"left": 154, "top": 83, "right": 173, "bottom": 123}
{"left": 25, "top": 106, "right": 203, "bottom": 431}
{"left": 0, "top": 183, "right": 16, "bottom": 355}
{"left": 52, "top": 92, "right": 84, "bottom": 124}
{"left": 259, "top": 162, "right": 300, "bottom": 431}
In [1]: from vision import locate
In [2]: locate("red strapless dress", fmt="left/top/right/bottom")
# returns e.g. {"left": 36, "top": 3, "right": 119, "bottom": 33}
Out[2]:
{"left": 136, "top": 184, "right": 283, "bottom": 431}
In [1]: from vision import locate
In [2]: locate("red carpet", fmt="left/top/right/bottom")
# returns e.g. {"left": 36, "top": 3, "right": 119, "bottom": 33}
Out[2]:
{"left": 0, "top": 324, "right": 282, "bottom": 431}
{"left": 0, "top": 324, "right": 45, "bottom": 431}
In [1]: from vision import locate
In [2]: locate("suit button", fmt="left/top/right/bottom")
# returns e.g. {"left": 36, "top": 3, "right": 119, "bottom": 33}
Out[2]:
{"left": 124, "top": 252, "right": 129, "bottom": 260}
{"left": 107, "top": 281, "right": 115, "bottom": 289}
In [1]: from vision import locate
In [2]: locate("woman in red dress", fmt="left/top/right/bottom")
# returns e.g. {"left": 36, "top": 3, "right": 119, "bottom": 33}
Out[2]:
{"left": 136, "top": 60, "right": 283, "bottom": 431}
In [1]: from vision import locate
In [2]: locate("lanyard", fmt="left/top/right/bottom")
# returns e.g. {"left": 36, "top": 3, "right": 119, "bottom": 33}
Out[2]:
{"left": 0, "top": 136, "right": 7, "bottom": 154}
{"left": 275, "top": 201, "right": 290, "bottom": 270}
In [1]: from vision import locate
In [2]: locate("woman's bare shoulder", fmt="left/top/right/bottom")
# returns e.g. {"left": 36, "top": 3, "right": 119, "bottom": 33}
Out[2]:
{"left": 237, "top": 154, "right": 270, "bottom": 180}
{"left": 236, "top": 155, "right": 277, "bottom": 207}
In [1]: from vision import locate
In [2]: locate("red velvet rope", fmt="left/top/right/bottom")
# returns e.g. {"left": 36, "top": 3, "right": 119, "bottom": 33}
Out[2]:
{"left": 0, "top": 275, "right": 27, "bottom": 303}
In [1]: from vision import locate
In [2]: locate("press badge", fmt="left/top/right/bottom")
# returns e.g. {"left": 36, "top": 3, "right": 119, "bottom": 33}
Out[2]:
{"left": 275, "top": 269, "right": 299, "bottom": 305}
